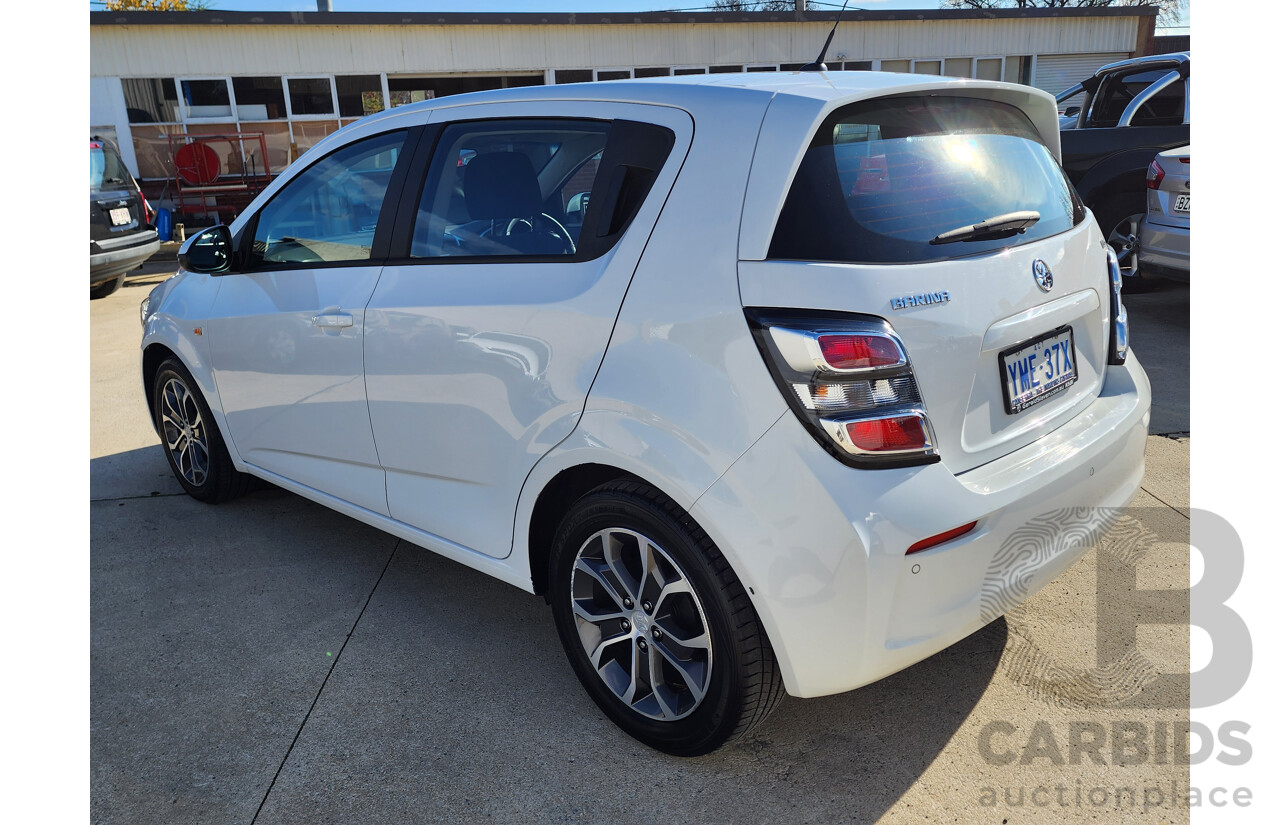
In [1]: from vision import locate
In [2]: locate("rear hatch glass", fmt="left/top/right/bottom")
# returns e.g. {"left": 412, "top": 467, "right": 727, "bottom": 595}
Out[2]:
{"left": 90, "top": 141, "right": 133, "bottom": 194}
{"left": 769, "top": 96, "right": 1084, "bottom": 264}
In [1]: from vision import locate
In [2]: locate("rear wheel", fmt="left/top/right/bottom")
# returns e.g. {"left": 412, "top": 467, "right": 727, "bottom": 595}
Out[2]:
{"left": 153, "top": 358, "right": 254, "bottom": 503}
{"left": 90, "top": 274, "right": 124, "bottom": 299}
{"left": 1097, "top": 194, "right": 1150, "bottom": 293}
{"left": 548, "top": 480, "right": 784, "bottom": 756}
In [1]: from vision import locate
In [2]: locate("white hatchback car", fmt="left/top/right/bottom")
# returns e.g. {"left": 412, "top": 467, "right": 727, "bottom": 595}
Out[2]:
{"left": 141, "top": 72, "right": 1150, "bottom": 755}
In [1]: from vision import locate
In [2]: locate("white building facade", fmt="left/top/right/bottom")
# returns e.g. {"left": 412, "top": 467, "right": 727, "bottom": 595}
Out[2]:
{"left": 90, "top": 6, "right": 1155, "bottom": 192}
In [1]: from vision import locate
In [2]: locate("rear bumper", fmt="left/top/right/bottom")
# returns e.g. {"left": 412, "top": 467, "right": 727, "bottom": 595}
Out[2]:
{"left": 1138, "top": 220, "right": 1189, "bottom": 280}
{"left": 692, "top": 355, "right": 1151, "bottom": 698}
{"left": 90, "top": 231, "right": 160, "bottom": 283}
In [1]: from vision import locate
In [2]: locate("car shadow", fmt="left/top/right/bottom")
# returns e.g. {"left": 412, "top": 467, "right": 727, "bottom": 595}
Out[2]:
{"left": 92, "top": 446, "right": 1005, "bottom": 822}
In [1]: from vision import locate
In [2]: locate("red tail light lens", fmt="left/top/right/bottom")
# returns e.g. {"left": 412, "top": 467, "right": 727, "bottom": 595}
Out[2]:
{"left": 746, "top": 309, "right": 939, "bottom": 469}
{"left": 846, "top": 415, "right": 929, "bottom": 452}
{"left": 1146, "top": 159, "right": 1165, "bottom": 190}
{"left": 907, "top": 521, "right": 978, "bottom": 555}
{"left": 818, "top": 334, "right": 904, "bottom": 371}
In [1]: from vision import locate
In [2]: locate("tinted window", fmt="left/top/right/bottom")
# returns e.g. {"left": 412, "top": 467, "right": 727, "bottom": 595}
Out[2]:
{"left": 411, "top": 119, "right": 610, "bottom": 259}
{"left": 90, "top": 141, "right": 132, "bottom": 192}
{"left": 251, "top": 130, "right": 405, "bottom": 266}
{"left": 769, "top": 96, "right": 1084, "bottom": 265}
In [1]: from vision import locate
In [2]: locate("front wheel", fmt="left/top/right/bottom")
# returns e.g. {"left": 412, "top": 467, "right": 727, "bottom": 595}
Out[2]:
{"left": 548, "top": 480, "right": 784, "bottom": 756}
{"left": 152, "top": 358, "right": 254, "bottom": 503}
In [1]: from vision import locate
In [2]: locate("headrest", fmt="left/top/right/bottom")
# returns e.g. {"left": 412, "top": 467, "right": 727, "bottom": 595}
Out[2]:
{"left": 464, "top": 152, "right": 544, "bottom": 219}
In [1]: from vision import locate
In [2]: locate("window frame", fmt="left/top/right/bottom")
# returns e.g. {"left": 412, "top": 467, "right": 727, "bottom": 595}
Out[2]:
{"left": 233, "top": 126, "right": 423, "bottom": 275}
{"left": 176, "top": 76, "right": 237, "bottom": 124}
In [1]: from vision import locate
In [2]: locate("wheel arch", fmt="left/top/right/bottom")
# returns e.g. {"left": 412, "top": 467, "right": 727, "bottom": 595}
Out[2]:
{"left": 526, "top": 462, "right": 647, "bottom": 599}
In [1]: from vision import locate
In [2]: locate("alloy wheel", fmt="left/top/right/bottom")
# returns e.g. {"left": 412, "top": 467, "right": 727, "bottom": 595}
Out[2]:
{"left": 1106, "top": 213, "right": 1143, "bottom": 280}
{"left": 159, "top": 376, "right": 210, "bottom": 487}
{"left": 570, "top": 528, "right": 713, "bottom": 721}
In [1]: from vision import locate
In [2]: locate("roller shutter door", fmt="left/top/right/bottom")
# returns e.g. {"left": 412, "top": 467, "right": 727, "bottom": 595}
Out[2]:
{"left": 1033, "top": 53, "right": 1130, "bottom": 97}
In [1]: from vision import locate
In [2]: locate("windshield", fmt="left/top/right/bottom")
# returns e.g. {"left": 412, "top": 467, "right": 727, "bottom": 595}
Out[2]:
{"left": 769, "top": 96, "right": 1085, "bottom": 265}
{"left": 90, "top": 141, "right": 132, "bottom": 192}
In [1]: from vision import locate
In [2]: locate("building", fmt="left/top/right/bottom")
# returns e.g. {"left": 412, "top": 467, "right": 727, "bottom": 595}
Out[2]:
{"left": 89, "top": 6, "right": 1158, "bottom": 215}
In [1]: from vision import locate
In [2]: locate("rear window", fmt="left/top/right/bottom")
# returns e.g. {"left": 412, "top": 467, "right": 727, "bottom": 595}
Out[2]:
{"left": 90, "top": 141, "right": 132, "bottom": 193}
{"left": 768, "top": 96, "right": 1085, "bottom": 265}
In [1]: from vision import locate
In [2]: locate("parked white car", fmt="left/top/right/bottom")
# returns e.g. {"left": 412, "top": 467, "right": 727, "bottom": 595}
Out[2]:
{"left": 141, "top": 72, "right": 1150, "bottom": 755}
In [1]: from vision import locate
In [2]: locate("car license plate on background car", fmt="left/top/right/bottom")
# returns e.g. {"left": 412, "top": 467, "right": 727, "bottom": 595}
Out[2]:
{"left": 109, "top": 207, "right": 131, "bottom": 226}
{"left": 1174, "top": 193, "right": 1190, "bottom": 213}
{"left": 1000, "top": 327, "right": 1077, "bottom": 414}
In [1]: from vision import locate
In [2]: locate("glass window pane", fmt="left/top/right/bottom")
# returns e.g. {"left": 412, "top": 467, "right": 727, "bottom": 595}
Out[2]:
{"left": 288, "top": 77, "right": 334, "bottom": 115}
{"left": 976, "top": 58, "right": 1002, "bottom": 81}
{"left": 130, "top": 124, "right": 184, "bottom": 179}
{"left": 238, "top": 122, "right": 291, "bottom": 176}
{"left": 845, "top": 61, "right": 873, "bottom": 71}
{"left": 596, "top": 70, "right": 631, "bottom": 81}
{"left": 232, "top": 76, "right": 286, "bottom": 120}
{"left": 710, "top": 65, "right": 744, "bottom": 74}
{"left": 634, "top": 67, "right": 670, "bottom": 78}
{"left": 182, "top": 125, "right": 244, "bottom": 177}
{"left": 554, "top": 70, "right": 593, "bottom": 84}
{"left": 913, "top": 60, "right": 942, "bottom": 75}
{"left": 943, "top": 59, "right": 972, "bottom": 78}
{"left": 880, "top": 60, "right": 909, "bottom": 73}
{"left": 123, "top": 78, "right": 179, "bottom": 123}
{"left": 293, "top": 120, "right": 340, "bottom": 156}
{"left": 252, "top": 130, "right": 406, "bottom": 265}
{"left": 674, "top": 67, "right": 707, "bottom": 76}
{"left": 780, "top": 63, "right": 806, "bottom": 72}
{"left": 747, "top": 65, "right": 778, "bottom": 72}
{"left": 335, "top": 75, "right": 385, "bottom": 118}
{"left": 181, "top": 79, "right": 232, "bottom": 118}
{"left": 769, "top": 96, "right": 1083, "bottom": 265}
{"left": 411, "top": 119, "right": 611, "bottom": 259}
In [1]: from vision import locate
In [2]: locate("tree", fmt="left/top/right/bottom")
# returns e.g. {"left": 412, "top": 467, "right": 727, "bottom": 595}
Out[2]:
{"left": 941, "top": 1, "right": 1185, "bottom": 27}
{"left": 103, "top": 0, "right": 214, "bottom": 10}
{"left": 711, "top": 1, "right": 796, "bottom": 11}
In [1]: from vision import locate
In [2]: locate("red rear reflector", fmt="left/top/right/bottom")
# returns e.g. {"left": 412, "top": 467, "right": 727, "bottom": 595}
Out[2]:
{"left": 1146, "top": 159, "right": 1165, "bottom": 189}
{"left": 907, "top": 521, "right": 978, "bottom": 555}
{"left": 846, "top": 416, "right": 928, "bottom": 452}
{"left": 818, "top": 334, "right": 901, "bottom": 370}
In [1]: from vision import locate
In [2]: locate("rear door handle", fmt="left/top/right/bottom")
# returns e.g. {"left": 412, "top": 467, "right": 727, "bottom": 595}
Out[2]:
{"left": 313, "top": 313, "right": 354, "bottom": 329}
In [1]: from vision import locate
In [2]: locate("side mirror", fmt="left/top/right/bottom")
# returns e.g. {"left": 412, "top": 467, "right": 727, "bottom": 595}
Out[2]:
{"left": 178, "top": 225, "right": 233, "bottom": 274}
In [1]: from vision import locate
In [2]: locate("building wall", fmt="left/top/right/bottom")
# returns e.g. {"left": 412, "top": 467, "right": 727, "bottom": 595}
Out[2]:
{"left": 89, "top": 13, "right": 1146, "bottom": 192}
{"left": 90, "top": 17, "right": 1141, "bottom": 78}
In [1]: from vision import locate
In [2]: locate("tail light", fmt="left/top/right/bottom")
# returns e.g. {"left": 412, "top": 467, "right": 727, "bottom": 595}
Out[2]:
{"left": 1106, "top": 246, "right": 1129, "bottom": 365}
{"left": 746, "top": 309, "right": 939, "bottom": 469}
{"left": 1146, "top": 159, "right": 1165, "bottom": 190}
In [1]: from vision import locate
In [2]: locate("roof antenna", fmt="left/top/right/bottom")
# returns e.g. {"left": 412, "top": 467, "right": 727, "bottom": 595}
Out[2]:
{"left": 799, "top": 1, "right": 850, "bottom": 72}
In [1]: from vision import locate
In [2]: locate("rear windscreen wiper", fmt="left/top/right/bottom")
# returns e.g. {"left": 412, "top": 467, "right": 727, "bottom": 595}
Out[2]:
{"left": 929, "top": 211, "right": 1040, "bottom": 245}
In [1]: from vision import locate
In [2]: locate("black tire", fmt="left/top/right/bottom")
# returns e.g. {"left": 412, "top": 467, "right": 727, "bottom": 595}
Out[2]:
{"left": 1095, "top": 193, "right": 1152, "bottom": 294}
{"left": 152, "top": 358, "right": 255, "bottom": 503}
{"left": 90, "top": 274, "right": 124, "bottom": 299}
{"left": 548, "top": 480, "right": 785, "bottom": 756}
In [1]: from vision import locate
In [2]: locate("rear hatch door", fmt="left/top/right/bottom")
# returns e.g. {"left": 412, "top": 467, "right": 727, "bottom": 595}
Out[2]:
{"left": 739, "top": 91, "right": 1111, "bottom": 474}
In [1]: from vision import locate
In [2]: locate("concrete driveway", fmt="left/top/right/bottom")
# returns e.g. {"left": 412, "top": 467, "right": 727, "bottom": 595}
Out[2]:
{"left": 92, "top": 269, "right": 1191, "bottom": 824}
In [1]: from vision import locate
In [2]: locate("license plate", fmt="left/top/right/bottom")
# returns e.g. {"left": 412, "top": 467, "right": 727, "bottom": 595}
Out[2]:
{"left": 109, "top": 207, "right": 132, "bottom": 226}
{"left": 1174, "top": 193, "right": 1190, "bottom": 213}
{"left": 999, "top": 326, "right": 1078, "bottom": 415}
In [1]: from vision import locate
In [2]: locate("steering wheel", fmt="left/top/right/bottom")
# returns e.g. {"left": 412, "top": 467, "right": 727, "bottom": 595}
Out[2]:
{"left": 481, "top": 213, "right": 576, "bottom": 255}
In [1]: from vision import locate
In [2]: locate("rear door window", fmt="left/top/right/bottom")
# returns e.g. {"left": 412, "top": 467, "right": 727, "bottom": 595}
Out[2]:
{"left": 768, "top": 96, "right": 1085, "bottom": 265}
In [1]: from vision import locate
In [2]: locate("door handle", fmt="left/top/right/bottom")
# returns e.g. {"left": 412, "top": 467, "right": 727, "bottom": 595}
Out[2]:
{"left": 312, "top": 313, "right": 354, "bottom": 329}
